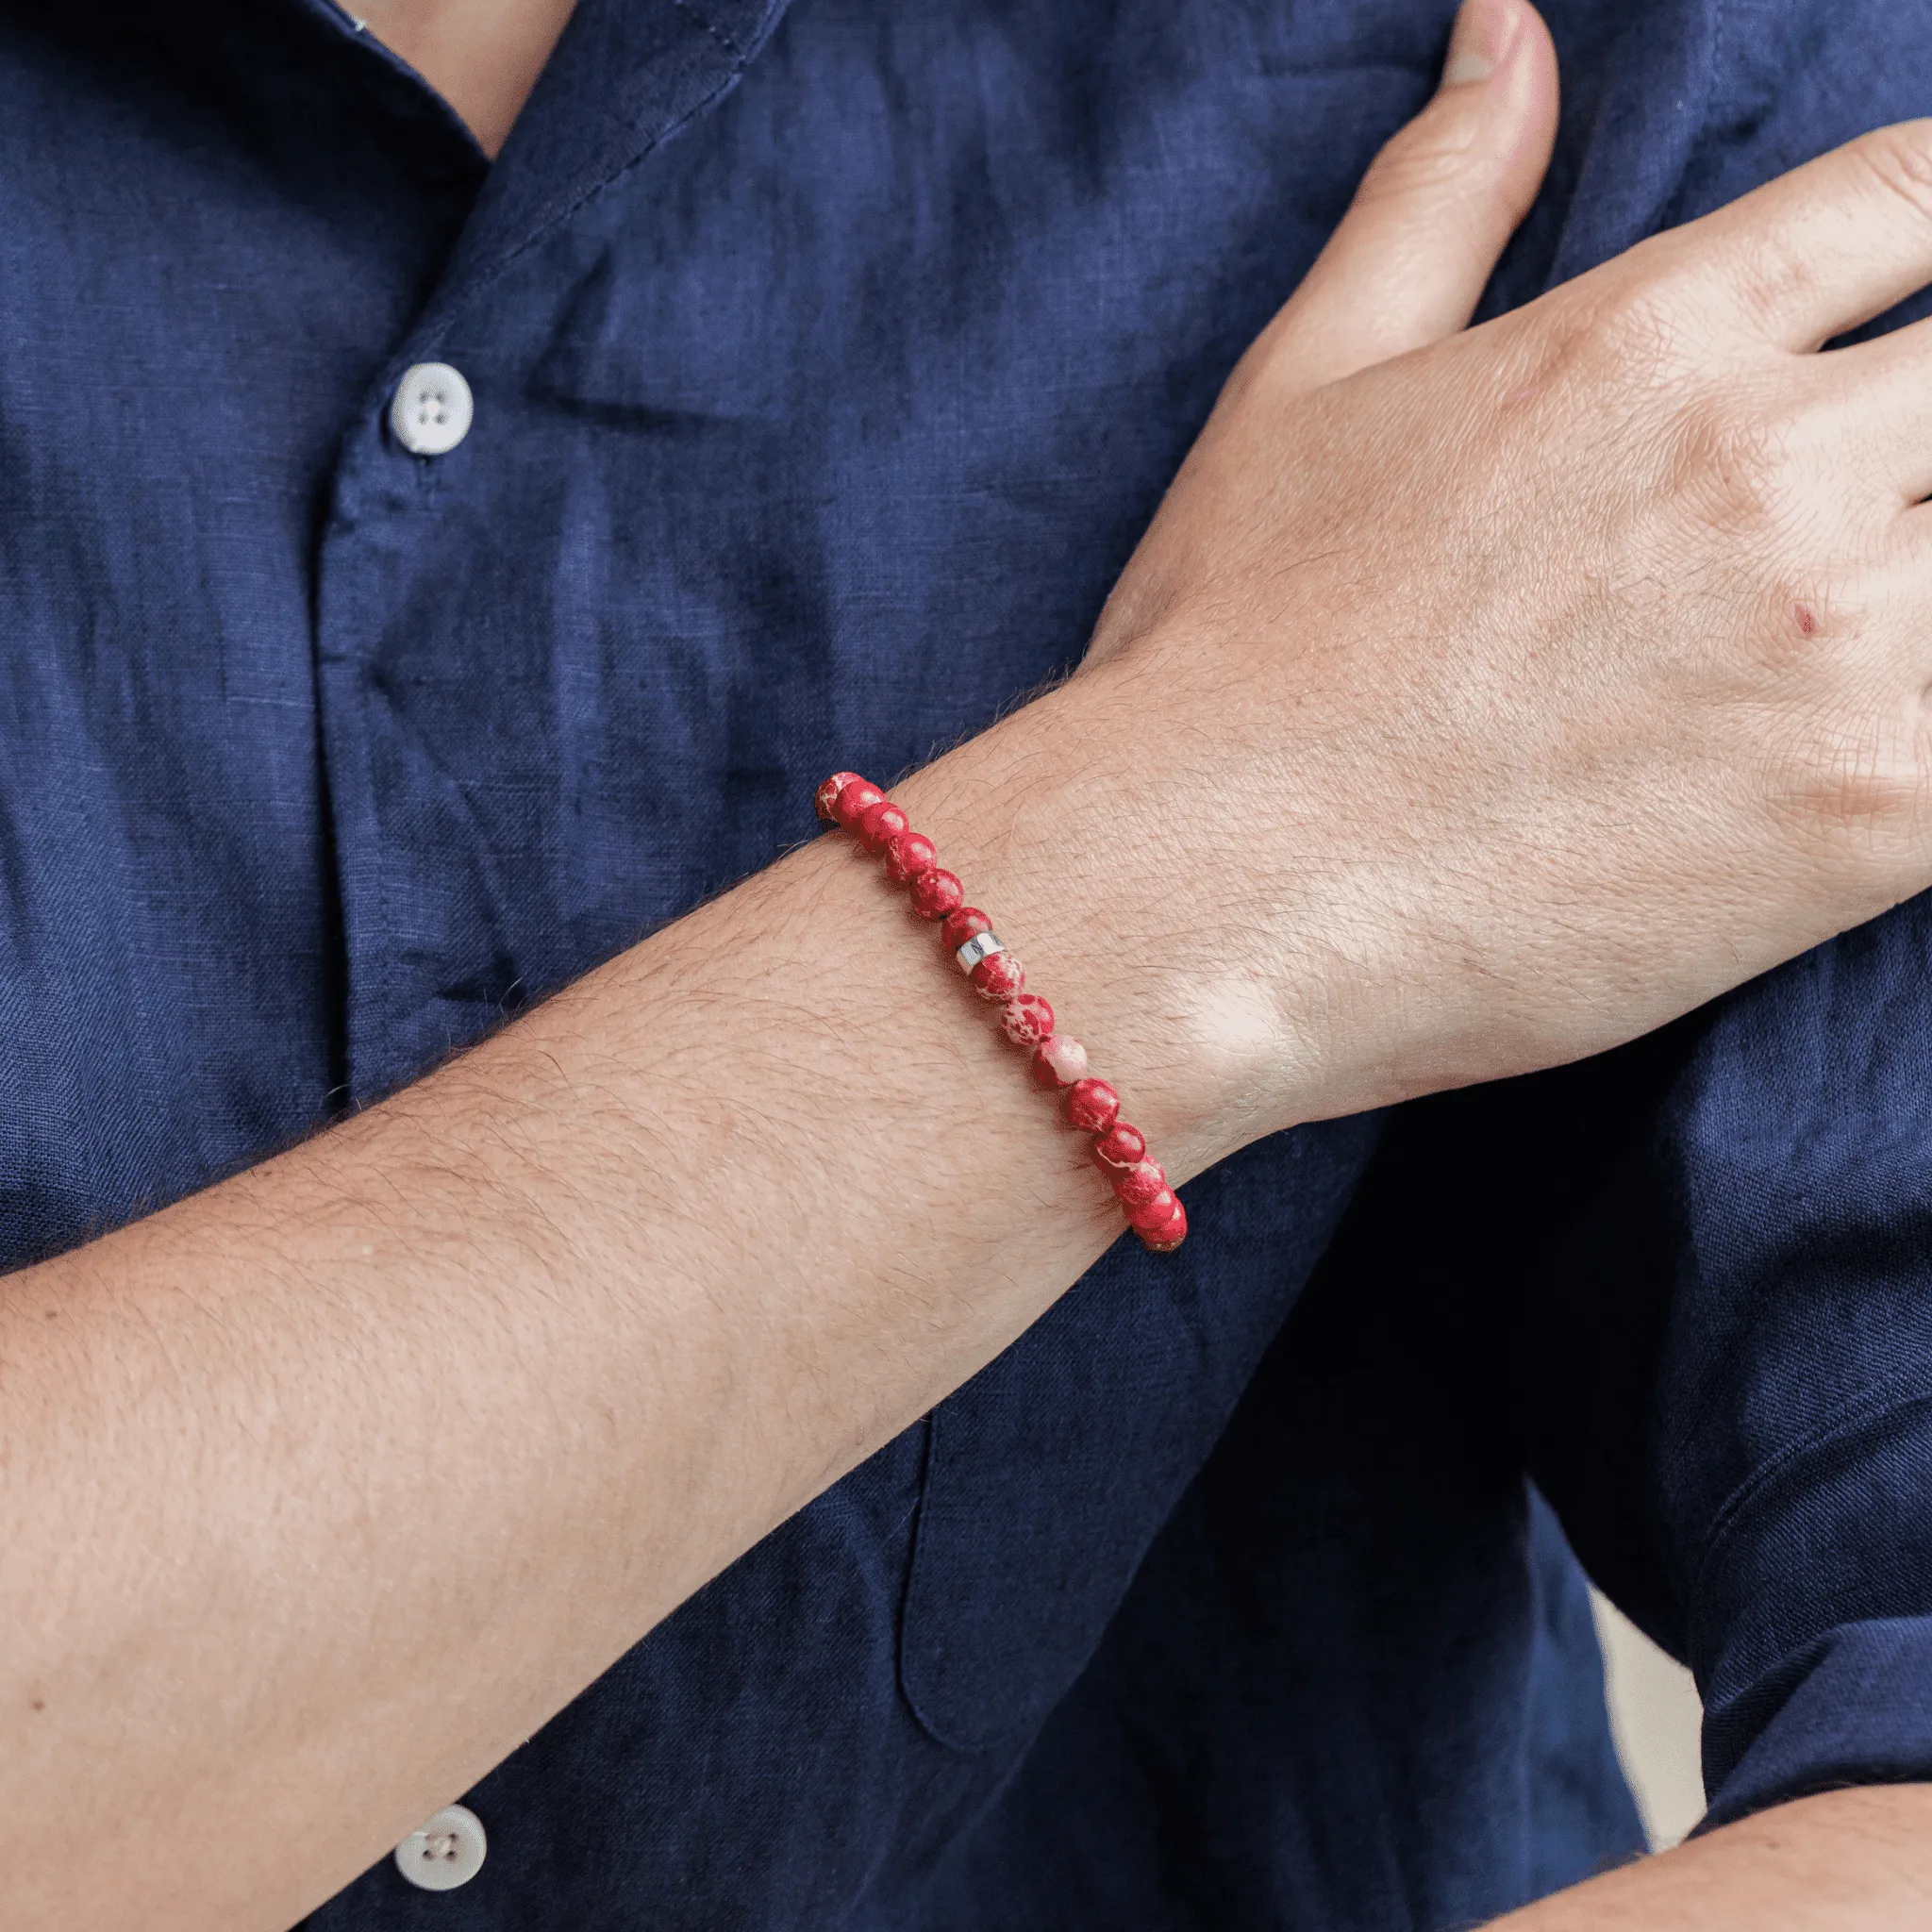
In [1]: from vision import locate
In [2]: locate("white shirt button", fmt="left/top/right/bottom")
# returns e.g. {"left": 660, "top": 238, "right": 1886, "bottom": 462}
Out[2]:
{"left": 393, "top": 1803, "right": 488, "bottom": 1891}
{"left": 390, "top": 362, "right": 473, "bottom": 456}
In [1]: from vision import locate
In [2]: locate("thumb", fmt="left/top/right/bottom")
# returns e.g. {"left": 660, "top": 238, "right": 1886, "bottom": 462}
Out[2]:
{"left": 1254, "top": 0, "right": 1558, "bottom": 396}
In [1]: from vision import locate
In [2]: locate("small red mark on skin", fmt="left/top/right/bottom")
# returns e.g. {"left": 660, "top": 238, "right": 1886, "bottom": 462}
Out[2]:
{"left": 30, "top": 1700, "right": 44, "bottom": 1712}
{"left": 1795, "top": 603, "right": 1818, "bottom": 636}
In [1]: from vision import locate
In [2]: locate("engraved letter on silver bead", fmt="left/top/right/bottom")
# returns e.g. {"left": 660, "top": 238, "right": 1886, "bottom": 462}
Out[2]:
{"left": 955, "top": 932, "right": 1005, "bottom": 974}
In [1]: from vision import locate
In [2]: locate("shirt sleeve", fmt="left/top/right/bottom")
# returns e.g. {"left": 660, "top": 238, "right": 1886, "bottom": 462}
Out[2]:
{"left": 1502, "top": 891, "right": 1932, "bottom": 1828}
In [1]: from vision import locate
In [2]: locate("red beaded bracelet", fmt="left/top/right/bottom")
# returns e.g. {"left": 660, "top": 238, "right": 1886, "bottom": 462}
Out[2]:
{"left": 816, "top": 771, "right": 1187, "bottom": 1253}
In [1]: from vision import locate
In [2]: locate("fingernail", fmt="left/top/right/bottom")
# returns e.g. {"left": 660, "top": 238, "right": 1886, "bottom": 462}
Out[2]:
{"left": 1440, "top": 0, "right": 1520, "bottom": 87}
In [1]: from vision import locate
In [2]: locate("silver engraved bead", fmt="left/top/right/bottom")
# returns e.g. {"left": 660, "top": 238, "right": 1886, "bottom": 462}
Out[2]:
{"left": 954, "top": 931, "right": 1005, "bottom": 974}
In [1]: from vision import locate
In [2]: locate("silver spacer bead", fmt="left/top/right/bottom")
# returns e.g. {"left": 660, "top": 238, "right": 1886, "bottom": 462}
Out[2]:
{"left": 955, "top": 931, "right": 1005, "bottom": 974}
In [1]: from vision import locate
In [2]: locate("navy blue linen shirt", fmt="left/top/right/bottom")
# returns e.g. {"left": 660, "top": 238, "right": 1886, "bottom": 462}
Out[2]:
{"left": 6, "top": 0, "right": 1932, "bottom": 1924}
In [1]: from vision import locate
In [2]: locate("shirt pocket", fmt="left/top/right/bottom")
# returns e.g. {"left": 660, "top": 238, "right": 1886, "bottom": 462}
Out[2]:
{"left": 898, "top": 1128, "right": 1374, "bottom": 1751}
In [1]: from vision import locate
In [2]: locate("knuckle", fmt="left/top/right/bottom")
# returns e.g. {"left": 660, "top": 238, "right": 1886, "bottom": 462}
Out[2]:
{"left": 1591, "top": 276, "right": 1688, "bottom": 374}
{"left": 1774, "top": 696, "right": 1932, "bottom": 856}
{"left": 1495, "top": 274, "right": 1687, "bottom": 427}
{"left": 1541, "top": 270, "right": 1690, "bottom": 389}
{"left": 1661, "top": 388, "right": 1793, "bottom": 537}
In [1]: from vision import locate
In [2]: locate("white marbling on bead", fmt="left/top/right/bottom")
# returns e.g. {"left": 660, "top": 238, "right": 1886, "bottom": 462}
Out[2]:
{"left": 1038, "top": 1036, "right": 1089, "bottom": 1085}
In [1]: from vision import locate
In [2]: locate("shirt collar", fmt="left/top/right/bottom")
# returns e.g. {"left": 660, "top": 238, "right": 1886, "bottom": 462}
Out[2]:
{"left": 413, "top": 0, "right": 795, "bottom": 335}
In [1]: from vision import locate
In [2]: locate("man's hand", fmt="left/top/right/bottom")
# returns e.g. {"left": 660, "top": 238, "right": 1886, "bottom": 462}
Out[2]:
{"left": 1070, "top": 0, "right": 1932, "bottom": 1132}
{"left": 12, "top": 3, "right": 1932, "bottom": 1924}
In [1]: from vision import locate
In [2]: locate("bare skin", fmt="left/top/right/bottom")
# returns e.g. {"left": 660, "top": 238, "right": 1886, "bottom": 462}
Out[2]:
{"left": 354, "top": 0, "right": 576, "bottom": 154}
{"left": 1490, "top": 1787, "right": 1932, "bottom": 1929}
{"left": 8, "top": 0, "right": 1932, "bottom": 1923}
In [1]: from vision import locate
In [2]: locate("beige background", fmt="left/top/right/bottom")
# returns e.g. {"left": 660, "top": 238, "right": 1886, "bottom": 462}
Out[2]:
{"left": 1590, "top": 1589, "right": 1706, "bottom": 1849}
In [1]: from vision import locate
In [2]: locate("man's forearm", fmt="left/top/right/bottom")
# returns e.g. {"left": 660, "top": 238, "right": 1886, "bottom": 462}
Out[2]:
{"left": 0, "top": 661, "right": 1266, "bottom": 1928}
{"left": 1491, "top": 1788, "right": 1932, "bottom": 1929}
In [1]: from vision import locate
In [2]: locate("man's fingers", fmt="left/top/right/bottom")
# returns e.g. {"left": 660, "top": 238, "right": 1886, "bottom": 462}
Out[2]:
{"left": 1806, "top": 311, "right": 1932, "bottom": 506}
{"left": 1252, "top": 0, "right": 1558, "bottom": 397}
{"left": 1672, "top": 121, "right": 1932, "bottom": 351}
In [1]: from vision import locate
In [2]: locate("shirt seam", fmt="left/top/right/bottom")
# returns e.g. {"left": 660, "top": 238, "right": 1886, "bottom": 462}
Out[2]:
{"left": 670, "top": 0, "right": 744, "bottom": 59}
{"left": 1687, "top": 1376, "right": 1932, "bottom": 1612}
{"left": 410, "top": 0, "right": 789, "bottom": 352}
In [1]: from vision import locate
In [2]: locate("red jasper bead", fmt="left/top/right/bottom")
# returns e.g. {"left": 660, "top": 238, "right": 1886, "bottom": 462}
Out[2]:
{"left": 833, "top": 779, "right": 885, "bottom": 829}
{"left": 1125, "top": 1186, "right": 1178, "bottom": 1232}
{"left": 1112, "top": 1159, "right": 1168, "bottom": 1208}
{"left": 858, "top": 798, "right": 909, "bottom": 854}
{"left": 1065, "top": 1077, "right": 1120, "bottom": 1134}
{"left": 970, "top": 952, "right": 1025, "bottom": 1000}
{"left": 1139, "top": 1199, "right": 1188, "bottom": 1252}
{"left": 940, "top": 907, "right": 992, "bottom": 953}
{"left": 1001, "top": 992, "right": 1054, "bottom": 1048}
{"left": 1091, "top": 1122, "right": 1146, "bottom": 1171}
{"left": 810, "top": 776, "right": 1186, "bottom": 1252}
{"left": 908, "top": 868, "right": 964, "bottom": 920}
{"left": 884, "top": 830, "right": 937, "bottom": 884}
{"left": 1031, "top": 1036, "right": 1089, "bottom": 1087}
{"left": 815, "top": 772, "right": 864, "bottom": 823}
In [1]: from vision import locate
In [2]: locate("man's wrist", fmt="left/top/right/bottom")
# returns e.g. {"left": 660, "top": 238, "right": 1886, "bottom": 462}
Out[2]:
{"left": 890, "top": 654, "right": 1336, "bottom": 1177}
